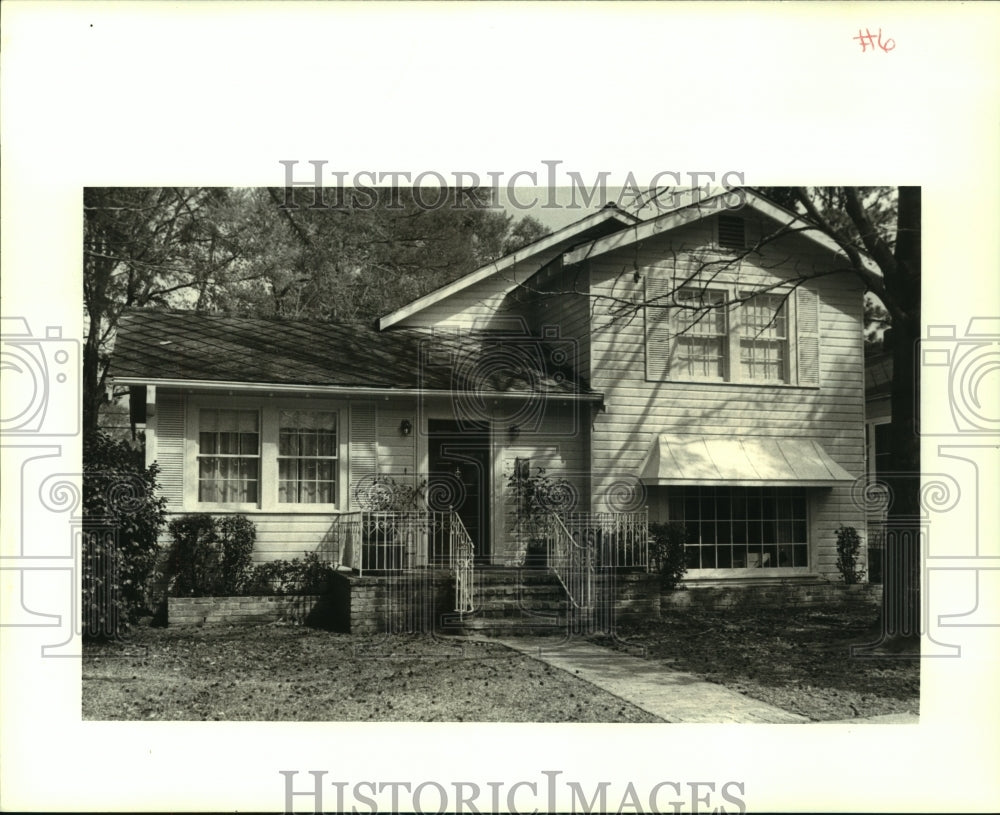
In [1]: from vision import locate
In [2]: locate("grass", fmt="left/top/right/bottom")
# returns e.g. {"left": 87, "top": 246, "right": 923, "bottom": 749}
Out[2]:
{"left": 82, "top": 625, "right": 660, "bottom": 722}
{"left": 604, "top": 601, "right": 920, "bottom": 721}
{"left": 83, "top": 601, "right": 919, "bottom": 723}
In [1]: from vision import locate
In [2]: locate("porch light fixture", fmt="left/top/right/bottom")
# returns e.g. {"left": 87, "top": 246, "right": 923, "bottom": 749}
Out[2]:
{"left": 508, "top": 424, "right": 520, "bottom": 441}
{"left": 399, "top": 419, "right": 413, "bottom": 437}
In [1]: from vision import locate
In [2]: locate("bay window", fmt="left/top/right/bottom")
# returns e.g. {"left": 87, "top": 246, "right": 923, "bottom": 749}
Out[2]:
{"left": 668, "top": 486, "right": 809, "bottom": 571}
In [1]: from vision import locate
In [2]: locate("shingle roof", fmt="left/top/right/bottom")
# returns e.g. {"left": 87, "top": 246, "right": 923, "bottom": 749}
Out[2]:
{"left": 111, "top": 309, "right": 589, "bottom": 395}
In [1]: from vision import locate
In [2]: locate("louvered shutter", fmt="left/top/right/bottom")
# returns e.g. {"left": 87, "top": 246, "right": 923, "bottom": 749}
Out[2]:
{"left": 645, "top": 274, "right": 674, "bottom": 381}
{"left": 349, "top": 402, "right": 377, "bottom": 509}
{"left": 796, "top": 285, "right": 821, "bottom": 386}
{"left": 155, "top": 393, "right": 185, "bottom": 509}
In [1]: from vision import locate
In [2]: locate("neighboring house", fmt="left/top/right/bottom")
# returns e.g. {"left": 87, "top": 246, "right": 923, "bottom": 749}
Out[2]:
{"left": 111, "top": 189, "right": 872, "bottom": 590}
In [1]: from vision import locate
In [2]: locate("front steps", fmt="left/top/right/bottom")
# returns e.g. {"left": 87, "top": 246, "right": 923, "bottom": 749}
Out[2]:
{"left": 452, "top": 568, "right": 576, "bottom": 636}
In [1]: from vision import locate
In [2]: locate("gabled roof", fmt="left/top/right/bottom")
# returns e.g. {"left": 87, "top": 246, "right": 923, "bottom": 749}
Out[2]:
{"left": 377, "top": 204, "right": 639, "bottom": 330}
{"left": 110, "top": 309, "right": 594, "bottom": 397}
{"left": 562, "top": 188, "right": 882, "bottom": 275}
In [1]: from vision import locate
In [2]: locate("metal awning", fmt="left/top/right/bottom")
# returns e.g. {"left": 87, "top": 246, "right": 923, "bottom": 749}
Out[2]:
{"left": 638, "top": 434, "right": 855, "bottom": 487}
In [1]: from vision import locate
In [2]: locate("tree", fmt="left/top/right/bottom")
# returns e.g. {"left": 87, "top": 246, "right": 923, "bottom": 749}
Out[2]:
{"left": 783, "top": 186, "right": 921, "bottom": 651}
{"left": 84, "top": 186, "right": 551, "bottom": 435}
{"left": 83, "top": 187, "right": 245, "bottom": 436}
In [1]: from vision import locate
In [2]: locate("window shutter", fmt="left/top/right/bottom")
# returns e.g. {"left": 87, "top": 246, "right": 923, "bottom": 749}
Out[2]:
{"left": 349, "top": 402, "right": 378, "bottom": 509}
{"left": 644, "top": 274, "right": 674, "bottom": 381}
{"left": 156, "top": 393, "right": 185, "bottom": 509}
{"left": 796, "top": 285, "right": 820, "bottom": 386}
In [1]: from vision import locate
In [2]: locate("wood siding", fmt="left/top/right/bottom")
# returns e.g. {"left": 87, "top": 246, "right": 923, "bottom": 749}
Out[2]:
{"left": 587, "top": 214, "right": 867, "bottom": 580}
{"left": 152, "top": 389, "right": 420, "bottom": 562}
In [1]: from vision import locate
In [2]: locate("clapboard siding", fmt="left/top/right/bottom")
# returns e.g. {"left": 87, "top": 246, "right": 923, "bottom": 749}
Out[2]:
{"left": 495, "top": 401, "right": 589, "bottom": 564}
{"left": 528, "top": 263, "right": 592, "bottom": 384}
{"left": 396, "top": 252, "right": 565, "bottom": 330}
{"left": 587, "top": 216, "right": 867, "bottom": 580}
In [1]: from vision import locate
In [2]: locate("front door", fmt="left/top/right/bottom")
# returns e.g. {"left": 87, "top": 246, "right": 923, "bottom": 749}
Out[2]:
{"left": 428, "top": 420, "right": 490, "bottom": 564}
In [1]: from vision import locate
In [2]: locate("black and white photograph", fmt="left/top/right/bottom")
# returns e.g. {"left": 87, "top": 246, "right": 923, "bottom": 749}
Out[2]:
{"left": 2, "top": 2, "right": 998, "bottom": 813}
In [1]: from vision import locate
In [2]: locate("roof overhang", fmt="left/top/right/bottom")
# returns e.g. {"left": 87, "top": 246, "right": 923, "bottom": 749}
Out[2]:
{"left": 110, "top": 375, "right": 605, "bottom": 402}
{"left": 638, "top": 433, "right": 855, "bottom": 487}
{"left": 377, "top": 206, "right": 639, "bottom": 330}
{"left": 563, "top": 189, "right": 882, "bottom": 277}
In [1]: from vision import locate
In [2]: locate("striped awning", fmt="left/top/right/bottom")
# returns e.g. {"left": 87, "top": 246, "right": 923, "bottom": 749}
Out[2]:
{"left": 638, "top": 434, "right": 855, "bottom": 487}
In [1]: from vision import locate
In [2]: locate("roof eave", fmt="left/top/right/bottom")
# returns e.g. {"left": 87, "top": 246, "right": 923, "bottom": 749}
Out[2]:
{"left": 377, "top": 207, "right": 638, "bottom": 330}
{"left": 562, "top": 189, "right": 882, "bottom": 278}
{"left": 109, "top": 374, "right": 604, "bottom": 402}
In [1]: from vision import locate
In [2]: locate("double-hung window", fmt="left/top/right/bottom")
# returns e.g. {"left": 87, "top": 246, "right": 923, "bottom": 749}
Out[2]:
{"left": 278, "top": 410, "right": 338, "bottom": 504}
{"left": 645, "top": 275, "right": 819, "bottom": 386}
{"left": 198, "top": 409, "right": 260, "bottom": 503}
{"left": 740, "top": 292, "right": 788, "bottom": 382}
{"left": 672, "top": 288, "right": 728, "bottom": 379}
{"left": 194, "top": 405, "right": 341, "bottom": 508}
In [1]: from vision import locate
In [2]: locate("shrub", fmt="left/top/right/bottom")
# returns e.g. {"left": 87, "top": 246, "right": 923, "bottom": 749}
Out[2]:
{"left": 165, "top": 513, "right": 256, "bottom": 596}
{"left": 648, "top": 521, "right": 689, "bottom": 590}
{"left": 216, "top": 515, "right": 257, "bottom": 595}
{"left": 83, "top": 432, "right": 167, "bottom": 638}
{"left": 835, "top": 525, "right": 866, "bottom": 584}
{"left": 246, "top": 552, "right": 334, "bottom": 596}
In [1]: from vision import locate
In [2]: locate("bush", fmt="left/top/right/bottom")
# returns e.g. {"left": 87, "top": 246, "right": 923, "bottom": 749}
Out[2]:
{"left": 83, "top": 432, "right": 167, "bottom": 638}
{"left": 836, "top": 525, "right": 866, "bottom": 584}
{"left": 165, "top": 513, "right": 256, "bottom": 596}
{"left": 648, "top": 521, "right": 689, "bottom": 590}
{"left": 246, "top": 552, "right": 334, "bottom": 596}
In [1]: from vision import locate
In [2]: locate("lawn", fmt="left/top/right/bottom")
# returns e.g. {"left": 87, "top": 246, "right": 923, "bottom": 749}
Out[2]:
{"left": 83, "top": 602, "right": 918, "bottom": 723}
{"left": 604, "top": 602, "right": 920, "bottom": 721}
{"left": 82, "top": 624, "right": 660, "bottom": 722}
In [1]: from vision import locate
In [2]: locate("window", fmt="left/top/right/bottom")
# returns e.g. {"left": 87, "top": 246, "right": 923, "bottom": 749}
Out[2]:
{"left": 740, "top": 293, "right": 788, "bottom": 382}
{"left": 278, "top": 410, "right": 338, "bottom": 504}
{"left": 644, "top": 276, "right": 820, "bottom": 386}
{"left": 673, "top": 288, "right": 727, "bottom": 379}
{"left": 669, "top": 486, "right": 808, "bottom": 571}
{"left": 198, "top": 409, "right": 260, "bottom": 503}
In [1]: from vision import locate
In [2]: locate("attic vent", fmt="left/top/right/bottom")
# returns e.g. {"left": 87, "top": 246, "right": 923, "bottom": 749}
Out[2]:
{"left": 717, "top": 214, "right": 746, "bottom": 250}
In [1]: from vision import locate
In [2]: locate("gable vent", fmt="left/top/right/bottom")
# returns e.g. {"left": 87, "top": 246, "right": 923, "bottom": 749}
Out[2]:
{"left": 717, "top": 215, "right": 746, "bottom": 250}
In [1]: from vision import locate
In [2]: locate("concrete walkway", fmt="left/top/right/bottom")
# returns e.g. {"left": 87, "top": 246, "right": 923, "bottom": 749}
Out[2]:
{"left": 491, "top": 635, "right": 810, "bottom": 723}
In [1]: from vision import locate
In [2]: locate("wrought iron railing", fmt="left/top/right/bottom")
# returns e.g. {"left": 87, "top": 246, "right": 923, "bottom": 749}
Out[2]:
{"left": 328, "top": 510, "right": 474, "bottom": 605}
{"left": 450, "top": 512, "right": 476, "bottom": 614}
{"left": 546, "top": 512, "right": 594, "bottom": 609}
{"left": 561, "top": 509, "right": 649, "bottom": 569}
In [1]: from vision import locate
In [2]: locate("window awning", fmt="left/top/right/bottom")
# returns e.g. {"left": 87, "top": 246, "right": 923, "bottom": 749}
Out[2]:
{"left": 638, "top": 434, "right": 855, "bottom": 487}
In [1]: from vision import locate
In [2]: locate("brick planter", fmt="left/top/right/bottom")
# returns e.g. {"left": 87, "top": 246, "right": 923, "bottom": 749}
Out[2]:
{"left": 330, "top": 570, "right": 455, "bottom": 635}
{"left": 168, "top": 594, "right": 327, "bottom": 626}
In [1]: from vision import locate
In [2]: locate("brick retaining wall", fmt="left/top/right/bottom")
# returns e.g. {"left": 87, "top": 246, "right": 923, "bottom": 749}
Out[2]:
{"left": 330, "top": 570, "right": 455, "bottom": 635}
{"left": 661, "top": 581, "right": 882, "bottom": 612}
{"left": 605, "top": 571, "right": 660, "bottom": 621}
{"left": 168, "top": 595, "right": 325, "bottom": 626}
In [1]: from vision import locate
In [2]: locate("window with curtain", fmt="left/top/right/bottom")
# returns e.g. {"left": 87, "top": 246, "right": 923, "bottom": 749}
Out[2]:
{"left": 198, "top": 409, "right": 260, "bottom": 503}
{"left": 278, "top": 410, "right": 338, "bottom": 504}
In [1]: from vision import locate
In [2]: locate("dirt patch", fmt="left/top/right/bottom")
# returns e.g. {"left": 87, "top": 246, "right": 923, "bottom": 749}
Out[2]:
{"left": 82, "top": 624, "right": 661, "bottom": 722}
{"left": 602, "top": 602, "right": 919, "bottom": 722}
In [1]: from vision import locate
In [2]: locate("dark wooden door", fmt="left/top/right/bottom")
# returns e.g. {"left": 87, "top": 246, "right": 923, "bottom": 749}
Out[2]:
{"left": 428, "top": 421, "right": 490, "bottom": 564}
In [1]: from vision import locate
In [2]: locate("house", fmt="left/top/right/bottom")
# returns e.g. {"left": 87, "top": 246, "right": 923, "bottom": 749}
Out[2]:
{"left": 111, "top": 189, "right": 873, "bottom": 624}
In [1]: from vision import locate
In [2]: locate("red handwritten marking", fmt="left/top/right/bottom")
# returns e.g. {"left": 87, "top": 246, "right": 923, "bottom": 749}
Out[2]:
{"left": 854, "top": 27, "right": 895, "bottom": 53}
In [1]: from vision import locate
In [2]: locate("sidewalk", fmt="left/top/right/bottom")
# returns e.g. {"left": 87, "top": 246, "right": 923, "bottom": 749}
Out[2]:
{"left": 491, "top": 635, "right": 810, "bottom": 723}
